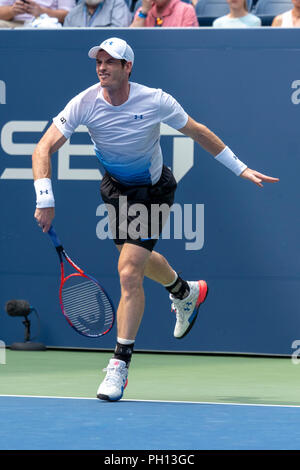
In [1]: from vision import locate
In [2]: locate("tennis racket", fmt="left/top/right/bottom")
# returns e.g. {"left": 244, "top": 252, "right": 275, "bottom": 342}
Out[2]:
{"left": 48, "top": 226, "right": 115, "bottom": 338}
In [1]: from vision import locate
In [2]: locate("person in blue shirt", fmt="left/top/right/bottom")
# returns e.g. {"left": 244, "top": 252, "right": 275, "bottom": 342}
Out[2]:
{"left": 63, "top": 0, "right": 132, "bottom": 27}
{"left": 213, "top": 0, "right": 261, "bottom": 27}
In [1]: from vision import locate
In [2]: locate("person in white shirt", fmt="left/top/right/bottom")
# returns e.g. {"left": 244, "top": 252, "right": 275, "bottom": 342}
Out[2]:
{"left": 32, "top": 37, "right": 279, "bottom": 402}
{"left": 272, "top": 0, "right": 300, "bottom": 27}
{"left": 213, "top": 0, "right": 261, "bottom": 27}
{"left": 0, "top": 0, "right": 75, "bottom": 28}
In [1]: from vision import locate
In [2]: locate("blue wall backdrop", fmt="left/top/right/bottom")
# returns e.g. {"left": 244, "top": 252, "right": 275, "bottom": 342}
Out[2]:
{"left": 0, "top": 29, "right": 299, "bottom": 354}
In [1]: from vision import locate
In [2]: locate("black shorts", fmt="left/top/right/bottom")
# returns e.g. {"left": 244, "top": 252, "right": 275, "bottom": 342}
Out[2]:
{"left": 100, "top": 165, "right": 177, "bottom": 252}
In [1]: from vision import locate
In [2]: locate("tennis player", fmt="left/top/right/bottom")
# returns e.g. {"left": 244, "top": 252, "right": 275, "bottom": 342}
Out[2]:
{"left": 32, "top": 37, "right": 279, "bottom": 401}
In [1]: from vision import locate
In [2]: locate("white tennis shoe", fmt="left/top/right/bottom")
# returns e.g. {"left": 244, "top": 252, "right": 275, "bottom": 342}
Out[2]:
{"left": 97, "top": 358, "right": 128, "bottom": 401}
{"left": 170, "top": 280, "right": 208, "bottom": 339}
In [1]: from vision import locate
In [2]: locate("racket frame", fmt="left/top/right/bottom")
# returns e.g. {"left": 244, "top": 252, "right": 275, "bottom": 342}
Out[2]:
{"left": 48, "top": 227, "right": 115, "bottom": 337}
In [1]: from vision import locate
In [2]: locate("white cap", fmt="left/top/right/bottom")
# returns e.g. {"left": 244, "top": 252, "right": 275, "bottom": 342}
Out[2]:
{"left": 88, "top": 37, "right": 134, "bottom": 64}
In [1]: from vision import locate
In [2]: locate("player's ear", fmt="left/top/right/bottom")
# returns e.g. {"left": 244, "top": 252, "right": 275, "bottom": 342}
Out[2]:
{"left": 126, "top": 61, "right": 133, "bottom": 77}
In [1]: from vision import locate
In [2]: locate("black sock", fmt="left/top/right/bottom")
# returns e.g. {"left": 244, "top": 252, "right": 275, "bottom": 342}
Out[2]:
{"left": 113, "top": 341, "right": 134, "bottom": 368}
{"left": 165, "top": 274, "right": 190, "bottom": 300}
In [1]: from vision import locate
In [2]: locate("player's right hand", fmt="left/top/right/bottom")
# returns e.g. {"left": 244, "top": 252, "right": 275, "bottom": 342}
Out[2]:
{"left": 34, "top": 207, "right": 55, "bottom": 233}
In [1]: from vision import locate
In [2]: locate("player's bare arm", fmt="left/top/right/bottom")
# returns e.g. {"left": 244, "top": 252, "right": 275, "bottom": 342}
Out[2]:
{"left": 179, "top": 116, "right": 225, "bottom": 155}
{"left": 32, "top": 123, "right": 67, "bottom": 233}
{"left": 179, "top": 116, "right": 279, "bottom": 187}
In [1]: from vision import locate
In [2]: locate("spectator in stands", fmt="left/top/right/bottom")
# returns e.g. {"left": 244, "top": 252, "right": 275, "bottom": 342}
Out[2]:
{"left": 131, "top": 0, "right": 198, "bottom": 27}
{"left": 213, "top": 0, "right": 261, "bottom": 27}
{"left": 0, "top": 0, "right": 74, "bottom": 27}
{"left": 271, "top": 0, "right": 300, "bottom": 26}
{"left": 64, "top": 0, "right": 132, "bottom": 27}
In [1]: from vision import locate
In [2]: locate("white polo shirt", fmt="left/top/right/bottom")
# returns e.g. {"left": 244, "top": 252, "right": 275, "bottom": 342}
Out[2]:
{"left": 53, "top": 82, "right": 188, "bottom": 186}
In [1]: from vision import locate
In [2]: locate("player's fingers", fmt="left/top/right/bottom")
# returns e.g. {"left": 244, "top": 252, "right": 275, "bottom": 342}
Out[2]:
{"left": 261, "top": 176, "right": 279, "bottom": 182}
{"left": 252, "top": 176, "right": 263, "bottom": 188}
{"left": 40, "top": 214, "right": 53, "bottom": 232}
{"left": 253, "top": 171, "right": 279, "bottom": 182}
{"left": 34, "top": 210, "right": 42, "bottom": 224}
{"left": 34, "top": 208, "right": 54, "bottom": 232}
{"left": 42, "top": 222, "right": 51, "bottom": 233}
{"left": 241, "top": 169, "right": 263, "bottom": 187}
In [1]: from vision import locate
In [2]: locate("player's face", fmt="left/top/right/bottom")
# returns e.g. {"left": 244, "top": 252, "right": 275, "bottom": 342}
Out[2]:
{"left": 96, "top": 50, "right": 129, "bottom": 89}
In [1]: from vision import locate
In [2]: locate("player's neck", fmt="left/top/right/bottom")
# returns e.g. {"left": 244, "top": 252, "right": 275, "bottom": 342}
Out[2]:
{"left": 102, "top": 82, "right": 130, "bottom": 106}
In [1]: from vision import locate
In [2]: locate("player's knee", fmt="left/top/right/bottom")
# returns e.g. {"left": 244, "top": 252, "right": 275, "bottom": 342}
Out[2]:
{"left": 118, "top": 263, "right": 143, "bottom": 293}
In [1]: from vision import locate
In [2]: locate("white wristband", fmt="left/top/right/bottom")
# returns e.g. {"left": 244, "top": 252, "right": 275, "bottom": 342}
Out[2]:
{"left": 34, "top": 178, "right": 55, "bottom": 208}
{"left": 215, "top": 146, "right": 247, "bottom": 176}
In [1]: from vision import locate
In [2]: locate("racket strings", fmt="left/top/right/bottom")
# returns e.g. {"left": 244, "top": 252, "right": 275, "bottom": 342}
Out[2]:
{"left": 61, "top": 278, "right": 114, "bottom": 336}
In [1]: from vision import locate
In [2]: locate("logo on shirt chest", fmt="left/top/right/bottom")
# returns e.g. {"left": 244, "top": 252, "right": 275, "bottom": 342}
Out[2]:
{"left": 134, "top": 115, "right": 143, "bottom": 120}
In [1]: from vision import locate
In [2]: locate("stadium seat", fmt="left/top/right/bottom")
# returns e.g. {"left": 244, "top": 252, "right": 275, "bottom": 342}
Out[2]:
{"left": 253, "top": 0, "right": 293, "bottom": 24}
{"left": 195, "top": 0, "right": 229, "bottom": 17}
{"left": 196, "top": 0, "right": 253, "bottom": 25}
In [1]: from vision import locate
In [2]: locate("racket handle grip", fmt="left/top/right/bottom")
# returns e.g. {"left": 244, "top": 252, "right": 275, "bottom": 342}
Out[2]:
{"left": 48, "top": 226, "right": 63, "bottom": 248}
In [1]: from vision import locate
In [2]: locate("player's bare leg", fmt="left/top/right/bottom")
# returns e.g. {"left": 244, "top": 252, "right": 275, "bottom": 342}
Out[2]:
{"left": 97, "top": 242, "right": 151, "bottom": 401}
{"left": 116, "top": 243, "right": 151, "bottom": 339}
{"left": 97, "top": 243, "right": 207, "bottom": 401}
{"left": 117, "top": 245, "right": 176, "bottom": 286}
{"left": 117, "top": 244, "right": 208, "bottom": 338}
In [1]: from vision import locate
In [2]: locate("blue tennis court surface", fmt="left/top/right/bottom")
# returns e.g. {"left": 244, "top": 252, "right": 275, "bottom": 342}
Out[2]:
{"left": 1, "top": 396, "right": 300, "bottom": 450}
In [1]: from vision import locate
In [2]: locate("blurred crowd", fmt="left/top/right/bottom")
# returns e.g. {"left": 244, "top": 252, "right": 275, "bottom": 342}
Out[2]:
{"left": 0, "top": 0, "right": 299, "bottom": 28}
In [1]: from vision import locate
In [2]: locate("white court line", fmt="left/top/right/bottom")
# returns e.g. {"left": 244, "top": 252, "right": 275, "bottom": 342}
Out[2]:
{"left": 0, "top": 394, "right": 300, "bottom": 408}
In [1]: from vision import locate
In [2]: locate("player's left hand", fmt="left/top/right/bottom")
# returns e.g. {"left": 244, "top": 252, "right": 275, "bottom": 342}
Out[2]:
{"left": 240, "top": 168, "right": 279, "bottom": 188}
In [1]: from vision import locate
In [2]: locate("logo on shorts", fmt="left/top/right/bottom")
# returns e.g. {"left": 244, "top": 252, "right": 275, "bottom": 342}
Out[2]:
{"left": 60, "top": 117, "right": 66, "bottom": 124}
{"left": 134, "top": 115, "right": 143, "bottom": 120}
